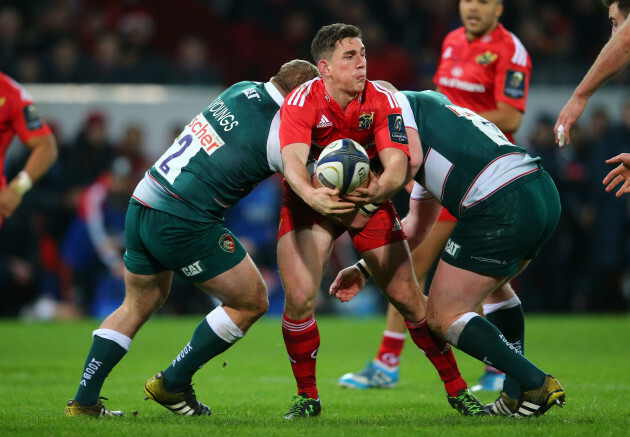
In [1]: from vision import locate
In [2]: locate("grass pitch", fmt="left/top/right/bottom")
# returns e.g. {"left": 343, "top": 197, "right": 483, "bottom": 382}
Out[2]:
{"left": 0, "top": 314, "right": 628, "bottom": 436}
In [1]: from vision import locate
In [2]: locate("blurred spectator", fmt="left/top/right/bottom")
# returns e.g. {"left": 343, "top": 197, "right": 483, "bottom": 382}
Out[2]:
{"left": 0, "top": 7, "right": 23, "bottom": 78}
{"left": 43, "top": 38, "right": 86, "bottom": 83}
{"left": 115, "top": 123, "right": 150, "bottom": 182}
{"left": 0, "top": 1, "right": 617, "bottom": 86}
{"left": 59, "top": 157, "right": 134, "bottom": 316}
{"left": 586, "top": 101, "right": 630, "bottom": 311}
{"left": 60, "top": 111, "right": 115, "bottom": 193}
{"left": 167, "top": 35, "right": 222, "bottom": 85}
{"left": 118, "top": 10, "right": 167, "bottom": 83}
{"left": 86, "top": 32, "right": 127, "bottom": 83}
{"left": 361, "top": 21, "right": 414, "bottom": 89}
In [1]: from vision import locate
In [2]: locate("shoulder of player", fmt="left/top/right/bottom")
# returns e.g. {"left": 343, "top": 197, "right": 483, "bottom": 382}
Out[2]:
{"left": 365, "top": 80, "right": 401, "bottom": 110}
{"left": 442, "top": 27, "right": 466, "bottom": 45}
{"left": 284, "top": 77, "right": 322, "bottom": 108}
{"left": 494, "top": 25, "right": 531, "bottom": 64}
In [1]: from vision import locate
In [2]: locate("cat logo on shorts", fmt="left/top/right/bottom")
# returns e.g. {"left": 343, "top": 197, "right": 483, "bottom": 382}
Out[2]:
{"left": 444, "top": 238, "right": 461, "bottom": 258}
{"left": 359, "top": 111, "right": 374, "bottom": 130}
{"left": 219, "top": 233, "right": 235, "bottom": 253}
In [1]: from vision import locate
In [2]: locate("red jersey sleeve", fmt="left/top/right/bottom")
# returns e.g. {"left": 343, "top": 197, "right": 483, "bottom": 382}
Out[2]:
{"left": 370, "top": 82, "right": 410, "bottom": 158}
{"left": 279, "top": 80, "right": 318, "bottom": 150}
{"left": 494, "top": 32, "right": 532, "bottom": 113}
{"left": 5, "top": 78, "right": 51, "bottom": 144}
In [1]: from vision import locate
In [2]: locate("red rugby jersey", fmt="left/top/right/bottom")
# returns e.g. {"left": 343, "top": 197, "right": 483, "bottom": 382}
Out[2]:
{"left": 0, "top": 72, "right": 51, "bottom": 187}
{"left": 433, "top": 24, "right": 531, "bottom": 142}
{"left": 280, "top": 78, "right": 409, "bottom": 162}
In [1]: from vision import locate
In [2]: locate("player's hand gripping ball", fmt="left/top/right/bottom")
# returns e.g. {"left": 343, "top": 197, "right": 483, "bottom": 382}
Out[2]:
{"left": 316, "top": 138, "right": 370, "bottom": 194}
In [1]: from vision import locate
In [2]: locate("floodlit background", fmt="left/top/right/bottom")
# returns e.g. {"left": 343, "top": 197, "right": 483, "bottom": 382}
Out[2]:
{"left": 1, "top": 0, "right": 629, "bottom": 319}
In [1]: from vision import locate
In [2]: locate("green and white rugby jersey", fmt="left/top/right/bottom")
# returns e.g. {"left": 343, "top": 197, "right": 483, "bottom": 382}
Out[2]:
{"left": 397, "top": 90, "right": 540, "bottom": 218}
{"left": 132, "top": 81, "right": 285, "bottom": 223}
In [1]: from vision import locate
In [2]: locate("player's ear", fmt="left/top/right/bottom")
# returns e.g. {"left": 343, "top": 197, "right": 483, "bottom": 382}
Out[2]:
{"left": 318, "top": 59, "right": 331, "bottom": 77}
{"left": 496, "top": 2, "right": 504, "bottom": 19}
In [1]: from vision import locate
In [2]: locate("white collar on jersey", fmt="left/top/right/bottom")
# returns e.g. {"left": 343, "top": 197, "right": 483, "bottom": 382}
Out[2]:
{"left": 395, "top": 91, "right": 417, "bottom": 131}
{"left": 265, "top": 81, "right": 285, "bottom": 107}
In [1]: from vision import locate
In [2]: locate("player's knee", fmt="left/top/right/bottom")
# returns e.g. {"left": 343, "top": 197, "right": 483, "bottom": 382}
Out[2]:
{"left": 251, "top": 285, "right": 269, "bottom": 320}
{"left": 283, "top": 286, "right": 317, "bottom": 312}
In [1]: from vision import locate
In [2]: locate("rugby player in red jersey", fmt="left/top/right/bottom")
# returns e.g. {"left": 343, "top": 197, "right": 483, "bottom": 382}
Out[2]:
{"left": 339, "top": 0, "right": 532, "bottom": 395}
{"left": 0, "top": 71, "right": 57, "bottom": 224}
{"left": 278, "top": 23, "right": 487, "bottom": 419}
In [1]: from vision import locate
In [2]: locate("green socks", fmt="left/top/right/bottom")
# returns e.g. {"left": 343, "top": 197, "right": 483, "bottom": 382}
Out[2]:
{"left": 162, "top": 307, "right": 244, "bottom": 392}
{"left": 452, "top": 314, "right": 545, "bottom": 392}
{"left": 74, "top": 329, "right": 130, "bottom": 406}
{"left": 486, "top": 303, "right": 525, "bottom": 398}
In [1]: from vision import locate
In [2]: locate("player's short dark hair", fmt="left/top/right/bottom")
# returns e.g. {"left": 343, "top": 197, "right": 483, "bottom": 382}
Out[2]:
{"left": 311, "top": 23, "right": 362, "bottom": 63}
{"left": 271, "top": 59, "right": 320, "bottom": 94}
{"left": 603, "top": 0, "right": 630, "bottom": 18}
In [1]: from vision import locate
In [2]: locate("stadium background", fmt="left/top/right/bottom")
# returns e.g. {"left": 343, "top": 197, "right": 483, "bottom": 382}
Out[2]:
{"left": 1, "top": 0, "right": 628, "bottom": 319}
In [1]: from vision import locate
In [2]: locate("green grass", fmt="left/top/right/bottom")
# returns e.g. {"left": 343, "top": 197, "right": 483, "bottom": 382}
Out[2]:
{"left": 0, "top": 314, "right": 629, "bottom": 436}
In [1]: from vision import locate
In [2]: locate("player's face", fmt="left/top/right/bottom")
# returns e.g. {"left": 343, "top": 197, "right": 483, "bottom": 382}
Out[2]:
{"left": 609, "top": 3, "right": 627, "bottom": 37}
{"left": 459, "top": 0, "right": 503, "bottom": 40}
{"left": 321, "top": 37, "right": 367, "bottom": 97}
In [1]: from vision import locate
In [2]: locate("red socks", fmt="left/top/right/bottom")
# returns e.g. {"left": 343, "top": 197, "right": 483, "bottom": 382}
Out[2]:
{"left": 405, "top": 319, "right": 467, "bottom": 397}
{"left": 282, "top": 313, "right": 320, "bottom": 399}
{"left": 375, "top": 330, "right": 406, "bottom": 367}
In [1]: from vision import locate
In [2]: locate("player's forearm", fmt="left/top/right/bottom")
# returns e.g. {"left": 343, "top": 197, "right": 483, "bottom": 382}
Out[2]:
{"left": 477, "top": 104, "right": 523, "bottom": 134}
{"left": 281, "top": 147, "right": 314, "bottom": 200}
{"left": 21, "top": 134, "right": 58, "bottom": 183}
{"left": 374, "top": 149, "right": 410, "bottom": 202}
{"left": 574, "top": 21, "right": 630, "bottom": 99}
{"left": 402, "top": 199, "right": 440, "bottom": 251}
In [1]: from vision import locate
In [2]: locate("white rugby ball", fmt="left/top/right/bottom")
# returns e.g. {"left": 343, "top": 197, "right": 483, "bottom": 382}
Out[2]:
{"left": 316, "top": 138, "right": 370, "bottom": 194}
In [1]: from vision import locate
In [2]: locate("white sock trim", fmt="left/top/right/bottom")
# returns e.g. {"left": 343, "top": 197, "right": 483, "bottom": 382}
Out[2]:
{"left": 383, "top": 330, "right": 407, "bottom": 340}
{"left": 206, "top": 306, "right": 244, "bottom": 344}
{"left": 483, "top": 295, "right": 522, "bottom": 315}
{"left": 93, "top": 328, "right": 132, "bottom": 351}
{"left": 445, "top": 312, "right": 480, "bottom": 346}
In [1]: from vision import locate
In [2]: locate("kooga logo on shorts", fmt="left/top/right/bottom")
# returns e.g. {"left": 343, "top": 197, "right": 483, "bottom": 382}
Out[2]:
{"left": 470, "top": 255, "right": 507, "bottom": 265}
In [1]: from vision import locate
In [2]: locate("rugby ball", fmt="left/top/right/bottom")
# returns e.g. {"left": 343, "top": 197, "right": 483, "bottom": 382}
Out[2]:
{"left": 316, "top": 139, "right": 370, "bottom": 194}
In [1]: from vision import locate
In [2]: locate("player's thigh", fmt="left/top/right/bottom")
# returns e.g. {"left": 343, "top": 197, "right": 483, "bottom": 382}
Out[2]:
{"left": 427, "top": 260, "right": 505, "bottom": 333}
{"left": 363, "top": 240, "right": 423, "bottom": 313}
{"left": 277, "top": 222, "right": 336, "bottom": 300}
{"left": 195, "top": 253, "right": 267, "bottom": 312}
{"left": 123, "top": 268, "right": 174, "bottom": 307}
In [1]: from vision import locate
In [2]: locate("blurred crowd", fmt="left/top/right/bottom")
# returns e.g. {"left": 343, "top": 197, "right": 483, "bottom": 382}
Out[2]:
{"left": 1, "top": 0, "right": 629, "bottom": 318}
{"left": 0, "top": 0, "right": 625, "bottom": 88}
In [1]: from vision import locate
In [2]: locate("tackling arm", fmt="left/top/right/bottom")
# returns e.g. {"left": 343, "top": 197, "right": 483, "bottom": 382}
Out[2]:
{"left": 402, "top": 196, "right": 442, "bottom": 252}
{"left": 343, "top": 147, "right": 410, "bottom": 205}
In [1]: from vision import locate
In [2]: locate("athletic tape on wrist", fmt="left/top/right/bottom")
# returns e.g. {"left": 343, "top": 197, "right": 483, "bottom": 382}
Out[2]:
{"left": 355, "top": 260, "right": 370, "bottom": 280}
{"left": 12, "top": 171, "right": 32, "bottom": 195}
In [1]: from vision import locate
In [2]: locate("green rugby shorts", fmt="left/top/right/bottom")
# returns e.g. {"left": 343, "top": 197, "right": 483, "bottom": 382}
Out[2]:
{"left": 440, "top": 170, "right": 560, "bottom": 277}
{"left": 124, "top": 202, "right": 247, "bottom": 282}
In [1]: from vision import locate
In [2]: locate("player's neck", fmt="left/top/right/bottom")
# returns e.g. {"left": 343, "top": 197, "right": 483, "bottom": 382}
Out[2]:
{"left": 323, "top": 80, "right": 360, "bottom": 111}
{"left": 465, "top": 23, "right": 499, "bottom": 42}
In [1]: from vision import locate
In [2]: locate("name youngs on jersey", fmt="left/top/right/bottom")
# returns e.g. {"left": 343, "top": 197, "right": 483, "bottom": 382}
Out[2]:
{"left": 207, "top": 97, "right": 239, "bottom": 131}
